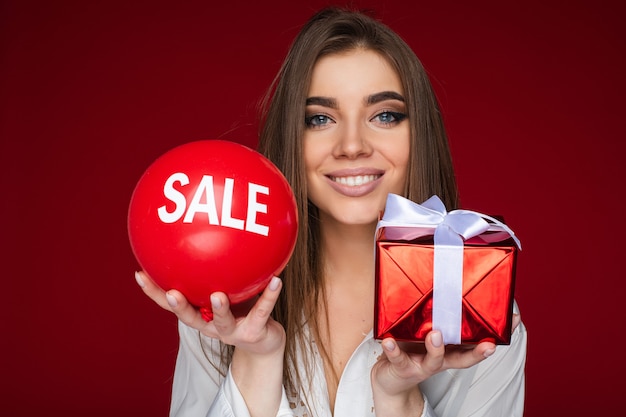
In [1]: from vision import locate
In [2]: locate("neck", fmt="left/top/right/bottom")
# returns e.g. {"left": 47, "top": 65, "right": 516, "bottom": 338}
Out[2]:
{"left": 315, "top": 214, "right": 378, "bottom": 409}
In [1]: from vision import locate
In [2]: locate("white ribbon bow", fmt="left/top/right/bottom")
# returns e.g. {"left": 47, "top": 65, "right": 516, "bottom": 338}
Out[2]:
{"left": 376, "top": 194, "right": 521, "bottom": 344}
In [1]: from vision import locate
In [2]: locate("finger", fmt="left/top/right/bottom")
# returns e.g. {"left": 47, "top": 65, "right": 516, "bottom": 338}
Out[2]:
{"left": 421, "top": 331, "right": 445, "bottom": 374}
{"left": 465, "top": 341, "right": 496, "bottom": 364}
{"left": 135, "top": 270, "right": 171, "bottom": 311}
{"left": 164, "top": 289, "right": 210, "bottom": 330}
{"left": 245, "top": 277, "right": 282, "bottom": 328}
{"left": 512, "top": 301, "right": 521, "bottom": 332}
{"left": 511, "top": 313, "right": 521, "bottom": 332}
{"left": 135, "top": 270, "right": 211, "bottom": 332}
{"left": 381, "top": 338, "right": 411, "bottom": 369}
{"left": 209, "top": 292, "right": 237, "bottom": 338}
{"left": 443, "top": 341, "right": 496, "bottom": 370}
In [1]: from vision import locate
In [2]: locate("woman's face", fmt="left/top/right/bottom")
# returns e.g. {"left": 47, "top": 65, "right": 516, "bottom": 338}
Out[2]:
{"left": 304, "top": 49, "right": 410, "bottom": 227}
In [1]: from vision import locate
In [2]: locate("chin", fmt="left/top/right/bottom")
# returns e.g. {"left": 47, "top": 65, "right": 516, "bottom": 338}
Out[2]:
{"left": 335, "top": 206, "right": 381, "bottom": 226}
{"left": 314, "top": 194, "right": 387, "bottom": 227}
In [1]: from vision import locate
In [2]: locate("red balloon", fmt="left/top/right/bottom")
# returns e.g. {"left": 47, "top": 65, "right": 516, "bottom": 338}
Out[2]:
{"left": 128, "top": 140, "right": 298, "bottom": 318}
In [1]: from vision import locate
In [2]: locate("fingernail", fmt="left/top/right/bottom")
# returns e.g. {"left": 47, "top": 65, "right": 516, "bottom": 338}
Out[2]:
{"left": 210, "top": 294, "right": 222, "bottom": 310}
{"left": 269, "top": 277, "right": 281, "bottom": 291}
{"left": 431, "top": 331, "right": 443, "bottom": 347}
{"left": 383, "top": 340, "right": 396, "bottom": 351}
{"left": 134, "top": 271, "right": 145, "bottom": 288}
{"left": 166, "top": 292, "right": 178, "bottom": 308}
{"left": 484, "top": 348, "right": 496, "bottom": 358}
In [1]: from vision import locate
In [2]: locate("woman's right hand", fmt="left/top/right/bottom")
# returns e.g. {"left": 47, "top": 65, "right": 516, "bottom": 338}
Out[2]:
{"left": 135, "top": 270, "right": 286, "bottom": 417}
{"left": 134, "top": 270, "right": 286, "bottom": 356}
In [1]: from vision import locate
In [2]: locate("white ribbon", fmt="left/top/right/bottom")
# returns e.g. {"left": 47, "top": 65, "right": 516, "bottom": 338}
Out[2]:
{"left": 376, "top": 194, "right": 521, "bottom": 344}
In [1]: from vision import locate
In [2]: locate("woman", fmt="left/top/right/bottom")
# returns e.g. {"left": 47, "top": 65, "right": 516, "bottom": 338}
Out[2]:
{"left": 135, "top": 7, "right": 526, "bottom": 417}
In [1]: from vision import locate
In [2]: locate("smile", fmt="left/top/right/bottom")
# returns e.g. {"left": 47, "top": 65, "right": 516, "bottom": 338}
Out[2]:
{"left": 330, "top": 174, "right": 381, "bottom": 187}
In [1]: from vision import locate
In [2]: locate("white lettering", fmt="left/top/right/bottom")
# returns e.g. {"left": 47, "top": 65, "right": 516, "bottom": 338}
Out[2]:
{"left": 220, "top": 178, "right": 245, "bottom": 230}
{"left": 157, "top": 172, "right": 189, "bottom": 223}
{"left": 156, "top": 173, "right": 271, "bottom": 236}
{"left": 183, "top": 175, "right": 219, "bottom": 224}
{"left": 245, "top": 183, "right": 269, "bottom": 236}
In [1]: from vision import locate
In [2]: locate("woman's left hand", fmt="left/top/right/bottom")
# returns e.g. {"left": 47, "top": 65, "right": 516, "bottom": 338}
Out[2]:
{"left": 370, "top": 331, "right": 497, "bottom": 417}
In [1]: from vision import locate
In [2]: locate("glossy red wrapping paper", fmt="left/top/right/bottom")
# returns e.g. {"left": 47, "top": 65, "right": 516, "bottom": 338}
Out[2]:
{"left": 374, "top": 233, "right": 518, "bottom": 345}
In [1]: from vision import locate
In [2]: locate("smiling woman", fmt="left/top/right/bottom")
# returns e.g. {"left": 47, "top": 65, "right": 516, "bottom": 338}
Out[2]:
{"left": 302, "top": 48, "right": 413, "bottom": 407}
{"left": 304, "top": 49, "right": 411, "bottom": 226}
{"left": 135, "top": 6, "right": 527, "bottom": 417}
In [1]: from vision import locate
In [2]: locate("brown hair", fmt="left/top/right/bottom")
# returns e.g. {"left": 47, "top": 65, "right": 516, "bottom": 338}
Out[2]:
{"left": 208, "top": 6, "right": 459, "bottom": 402}
{"left": 256, "top": 6, "right": 459, "bottom": 398}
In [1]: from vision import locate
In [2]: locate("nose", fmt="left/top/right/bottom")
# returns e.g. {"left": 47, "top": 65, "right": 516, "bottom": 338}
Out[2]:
{"left": 332, "top": 121, "right": 372, "bottom": 159}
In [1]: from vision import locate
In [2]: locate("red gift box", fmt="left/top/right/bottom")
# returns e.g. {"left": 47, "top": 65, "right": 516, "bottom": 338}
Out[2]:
{"left": 374, "top": 194, "right": 520, "bottom": 345}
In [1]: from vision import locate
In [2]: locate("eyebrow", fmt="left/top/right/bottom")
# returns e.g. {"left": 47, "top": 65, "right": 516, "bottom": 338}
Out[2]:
{"left": 306, "top": 96, "right": 337, "bottom": 108}
{"left": 367, "top": 91, "right": 405, "bottom": 105}
{"left": 305, "top": 91, "right": 405, "bottom": 109}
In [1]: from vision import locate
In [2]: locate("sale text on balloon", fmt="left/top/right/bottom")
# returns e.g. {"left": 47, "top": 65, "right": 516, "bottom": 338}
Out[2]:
{"left": 157, "top": 173, "right": 270, "bottom": 236}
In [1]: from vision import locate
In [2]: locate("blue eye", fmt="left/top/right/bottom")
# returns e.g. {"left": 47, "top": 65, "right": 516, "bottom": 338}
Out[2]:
{"left": 372, "top": 111, "right": 407, "bottom": 125}
{"left": 305, "top": 114, "right": 333, "bottom": 128}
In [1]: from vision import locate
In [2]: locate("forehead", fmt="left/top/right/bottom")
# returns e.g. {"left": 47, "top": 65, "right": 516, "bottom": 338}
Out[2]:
{"left": 308, "top": 49, "right": 403, "bottom": 97}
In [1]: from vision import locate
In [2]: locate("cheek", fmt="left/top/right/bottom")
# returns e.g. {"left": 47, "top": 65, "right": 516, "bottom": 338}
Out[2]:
{"left": 386, "top": 143, "right": 411, "bottom": 191}
{"left": 303, "top": 141, "right": 324, "bottom": 193}
{"left": 385, "top": 138, "right": 410, "bottom": 167}
{"left": 303, "top": 144, "right": 316, "bottom": 178}
{"left": 303, "top": 136, "right": 331, "bottom": 172}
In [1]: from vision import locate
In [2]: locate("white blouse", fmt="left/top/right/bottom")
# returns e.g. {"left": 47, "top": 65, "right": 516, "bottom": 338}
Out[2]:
{"left": 170, "top": 309, "right": 526, "bottom": 417}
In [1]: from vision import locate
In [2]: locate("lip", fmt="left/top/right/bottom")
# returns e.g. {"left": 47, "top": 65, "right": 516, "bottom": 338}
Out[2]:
{"left": 325, "top": 168, "right": 385, "bottom": 197}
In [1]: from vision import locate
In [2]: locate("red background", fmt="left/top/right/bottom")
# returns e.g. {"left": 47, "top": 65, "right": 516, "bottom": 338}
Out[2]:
{"left": 1, "top": 0, "right": 624, "bottom": 415}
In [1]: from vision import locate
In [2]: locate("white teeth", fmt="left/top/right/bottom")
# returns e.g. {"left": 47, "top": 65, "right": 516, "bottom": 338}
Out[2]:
{"left": 333, "top": 175, "right": 379, "bottom": 186}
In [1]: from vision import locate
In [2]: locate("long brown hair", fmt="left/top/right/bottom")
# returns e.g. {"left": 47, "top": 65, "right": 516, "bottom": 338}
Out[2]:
{"left": 255, "top": 6, "right": 459, "bottom": 398}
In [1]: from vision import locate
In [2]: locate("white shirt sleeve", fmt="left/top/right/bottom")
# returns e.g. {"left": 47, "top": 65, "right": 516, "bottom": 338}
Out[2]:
{"left": 457, "top": 321, "right": 526, "bottom": 416}
{"left": 169, "top": 321, "right": 295, "bottom": 417}
{"left": 209, "top": 366, "right": 295, "bottom": 417}
{"left": 420, "top": 317, "right": 527, "bottom": 417}
{"left": 169, "top": 320, "right": 225, "bottom": 417}
{"left": 170, "top": 306, "right": 526, "bottom": 417}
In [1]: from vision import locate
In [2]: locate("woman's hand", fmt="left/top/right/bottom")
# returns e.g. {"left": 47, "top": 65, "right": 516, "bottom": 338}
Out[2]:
{"left": 135, "top": 270, "right": 211, "bottom": 332}
{"left": 205, "top": 277, "right": 286, "bottom": 356}
{"left": 135, "top": 270, "right": 285, "bottom": 417}
{"left": 134, "top": 270, "right": 285, "bottom": 353}
{"left": 206, "top": 275, "right": 286, "bottom": 417}
{"left": 370, "top": 331, "right": 497, "bottom": 417}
